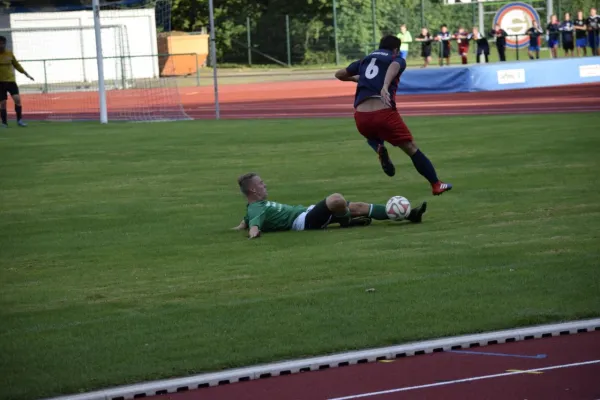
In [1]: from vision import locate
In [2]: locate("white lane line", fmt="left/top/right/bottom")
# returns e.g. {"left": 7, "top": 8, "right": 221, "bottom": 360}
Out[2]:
{"left": 327, "top": 359, "right": 600, "bottom": 400}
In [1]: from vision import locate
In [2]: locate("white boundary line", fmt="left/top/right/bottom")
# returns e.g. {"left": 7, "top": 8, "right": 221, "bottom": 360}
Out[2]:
{"left": 44, "top": 318, "right": 600, "bottom": 400}
{"left": 328, "top": 359, "right": 600, "bottom": 400}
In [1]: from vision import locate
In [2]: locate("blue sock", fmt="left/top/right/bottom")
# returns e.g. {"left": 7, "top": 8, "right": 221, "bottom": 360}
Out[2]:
{"left": 367, "top": 139, "right": 384, "bottom": 152}
{"left": 410, "top": 150, "right": 439, "bottom": 184}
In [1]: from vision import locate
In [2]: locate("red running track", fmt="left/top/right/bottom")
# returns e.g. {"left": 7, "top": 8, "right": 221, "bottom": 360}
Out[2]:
{"left": 151, "top": 331, "right": 600, "bottom": 400}
{"left": 10, "top": 81, "right": 600, "bottom": 121}
{"left": 180, "top": 81, "right": 600, "bottom": 120}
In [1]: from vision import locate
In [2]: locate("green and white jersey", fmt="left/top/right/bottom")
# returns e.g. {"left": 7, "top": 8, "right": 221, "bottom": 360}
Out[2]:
{"left": 244, "top": 200, "right": 307, "bottom": 232}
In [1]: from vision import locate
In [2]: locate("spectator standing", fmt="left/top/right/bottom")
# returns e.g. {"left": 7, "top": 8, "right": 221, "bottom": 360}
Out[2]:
{"left": 471, "top": 27, "right": 490, "bottom": 63}
{"left": 436, "top": 25, "right": 452, "bottom": 66}
{"left": 415, "top": 27, "right": 434, "bottom": 68}
{"left": 574, "top": 10, "right": 588, "bottom": 56}
{"left": 587, "top": 8, "right": 600, "bottom": 55}
{"left": 559, "top": 13, "right": 575, "bottom": 57}
{"left": 455, "top": 26, "right": 471, "bottom": 64}
{"left": 397, "top": 24, "right": 413, "bottom": 59}
{"left": 547, "top": 15, "right": 560, "bottom": 58}
{"left": 527, "top": 21, "right": 543, "bottom": 59}
{"left": 490, "top": 23, "right": 508, "bottom": 61}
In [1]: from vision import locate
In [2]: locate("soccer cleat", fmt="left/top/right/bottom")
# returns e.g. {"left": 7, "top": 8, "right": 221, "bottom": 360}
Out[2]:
{"left": 432, "top": 181, "right": 452, "bottom": 196}
{"left": 17, "top": 120, "right": 27, "bottom": 127}
{"left": 340, "top": 216, "right": 372, "bottom": 228}
{"left": 407, "top": 202, "right": 427, "bottom": 223}
{"left": 377, "top": 144, "right": 396, "bottom": 177}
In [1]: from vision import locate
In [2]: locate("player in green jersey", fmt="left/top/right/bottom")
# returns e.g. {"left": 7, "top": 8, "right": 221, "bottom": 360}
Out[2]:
{"left": 232, "top": 173, "right": 427, "bottom": 239}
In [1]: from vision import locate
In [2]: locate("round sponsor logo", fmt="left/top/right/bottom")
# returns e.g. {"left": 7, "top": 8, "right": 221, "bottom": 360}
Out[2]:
{"left": 493, "top": 2, "right": 541, "bottom": 48}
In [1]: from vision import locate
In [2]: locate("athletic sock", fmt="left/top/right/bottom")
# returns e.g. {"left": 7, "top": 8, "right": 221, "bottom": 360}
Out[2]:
{"left": 15, "top": 106, "right": 22, "bottom": 121}
{"left": 367, "top": 139, "right": 384, "bottom": 153}
{"left": 368, "top": 204, "right": 389, "bottom": 220}
{"left": 410, "top": 150, "right": 439, "bottom": 184}
{"left": 1, "top": 109, "right": 7, "bottom": 125}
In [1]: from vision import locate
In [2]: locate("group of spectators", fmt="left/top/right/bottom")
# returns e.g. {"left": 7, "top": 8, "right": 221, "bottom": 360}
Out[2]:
{"left": 395, "top": 7, "right": 600, "bottom": 67}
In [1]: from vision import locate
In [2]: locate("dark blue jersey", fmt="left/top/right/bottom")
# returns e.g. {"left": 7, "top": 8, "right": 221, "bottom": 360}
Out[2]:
{"left": 574, "top": 19, "right": 587, "bottom": 38}
{"left": 559, "top": 21, "right": 575, "bottom": 42}
{"left": 437, "top": 31, "right": 452, "bottom": 49}
{"left": 346, "top": 49, "right": 407, "bottom": 110}
{"left": 527, "top": 27, "right": 543, "bottom": 43}
{"left": 547, "top": 23, "right": 560, "bottom": 40}
{"left": 588, "top": 15, "right": 600, "bottom": 32}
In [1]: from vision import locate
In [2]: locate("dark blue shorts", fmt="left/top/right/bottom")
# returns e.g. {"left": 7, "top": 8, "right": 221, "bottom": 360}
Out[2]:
{"left": 588, "top": 33, "right": 599, "bottom": 49}
{"left": 576, "top": 37, "right": 587, "bottom": 48}
{"left": 529, "top": 45, "right": 540, "bottom": 51}
{"left": 548, "top": 39, "right": 559, "bottom": 48}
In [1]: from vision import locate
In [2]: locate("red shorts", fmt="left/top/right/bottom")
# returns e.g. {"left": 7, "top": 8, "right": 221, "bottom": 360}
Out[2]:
{"left": 458, "top": 44, "right": 469, "bottom": 56}
{"left": 354, "top": 108, "right": 413, "bottom": 146}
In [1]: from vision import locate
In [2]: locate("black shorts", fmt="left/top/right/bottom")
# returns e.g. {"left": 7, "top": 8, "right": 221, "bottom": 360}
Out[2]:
{"left": 304, "top": 199, "right": 334, "bottom": 230}
{"left": 0, "top": 81, "right": 19, "bottom": 101}
{"left": 421, "top": 48, "right": 431, "bottom": 58}
{"left": 440, "top": 44, "right": 450, "bottom": 58}
{"left": 563, "top": 41, "right": 574, "bottom": 51}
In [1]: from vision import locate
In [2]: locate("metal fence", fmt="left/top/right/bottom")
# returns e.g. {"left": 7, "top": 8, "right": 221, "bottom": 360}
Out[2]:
{"left": 218, "top": 0, "right": 600, "bottom": 66}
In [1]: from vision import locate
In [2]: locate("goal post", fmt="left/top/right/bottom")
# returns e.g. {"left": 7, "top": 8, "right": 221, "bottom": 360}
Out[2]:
{"left": 93, "top": 0, "right": 108, "bottom": 123}
{"left": 2, "top": 0, "right": 190, "bottom": 122}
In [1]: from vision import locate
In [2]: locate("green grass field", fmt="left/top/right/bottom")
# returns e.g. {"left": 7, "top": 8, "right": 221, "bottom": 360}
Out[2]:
{"left": 1, "top": 114, "right": 600, "bottom": 400}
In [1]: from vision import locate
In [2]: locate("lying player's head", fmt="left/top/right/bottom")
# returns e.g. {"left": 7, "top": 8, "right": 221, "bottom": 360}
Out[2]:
{"left": 0, "top": 36, "right": 6, "bottom": 52}
{"left": 238, "top": 172, "right": 267, "bottom": 200}
{"left": 564, "top": 12, "right": 571, "bottom": 20}
{"left": 379, "top": 35, "right": 401, "bottom": 54}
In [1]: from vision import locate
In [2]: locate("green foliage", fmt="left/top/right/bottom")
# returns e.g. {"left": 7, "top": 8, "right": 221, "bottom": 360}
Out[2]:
{"left": 171, "top": 0, "right": 600, "bottom": 65}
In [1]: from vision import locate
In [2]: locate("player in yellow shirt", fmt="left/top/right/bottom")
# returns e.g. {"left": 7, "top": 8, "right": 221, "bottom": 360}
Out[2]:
{"left": 0, "top": 36, "right": 34, "bottom": 128}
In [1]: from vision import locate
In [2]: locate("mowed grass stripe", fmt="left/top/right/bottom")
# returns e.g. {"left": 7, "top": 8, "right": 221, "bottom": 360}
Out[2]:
{"left": 0, "top": 113, "right": 599, "bottom": 400}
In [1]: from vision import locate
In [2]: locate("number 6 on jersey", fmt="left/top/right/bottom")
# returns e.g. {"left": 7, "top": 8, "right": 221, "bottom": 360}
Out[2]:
{"left": 365, "top": 58, "right": 379, "bottom": 79}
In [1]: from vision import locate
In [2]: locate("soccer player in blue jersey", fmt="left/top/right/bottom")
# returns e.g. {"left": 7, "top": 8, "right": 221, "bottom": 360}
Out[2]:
{"left": 527, "top": 21, "right": 543, "bottom": 59}
{"left": 588, "top": 8, "right": 600, "bottom": 55}
{"left": 334, "top": 35, "right": 452, "bottom": 196}
{"left": 436, "top": 25, "right": 453, "bottom": 66}
{"left": 574, "top": 11, "right": 588, "bottom": 56}
{"left": 547, "top": 15, "right": 560, "bottom": 58}
{"left": 559, "top": 13, "right": 575, "bottom": 57}
{"left": 233, "top": 173, "right": 428, "bottom": 239}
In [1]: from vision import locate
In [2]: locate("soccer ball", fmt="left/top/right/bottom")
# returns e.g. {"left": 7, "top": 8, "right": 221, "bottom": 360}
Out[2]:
{"left": 385, "top": 196, "right": 411, "bottom": 221}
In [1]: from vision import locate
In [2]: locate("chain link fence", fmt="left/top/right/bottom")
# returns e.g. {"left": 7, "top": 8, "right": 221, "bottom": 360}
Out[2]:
{"left": 218, "top": 0, "right": 600, "bottom": 67}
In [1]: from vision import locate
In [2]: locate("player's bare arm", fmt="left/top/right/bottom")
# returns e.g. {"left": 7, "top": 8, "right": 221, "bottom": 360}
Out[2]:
{"left": 248, "top": 226, "right": 261, "bottom": 239}
{"left": 334, "top": 68, "right": 359, "bottom": 83}
{"left": 380, "top": 61, "right": 401, "bottom": 107}
{"left": 232, "top": 219, "right": 248, "bottom": 231}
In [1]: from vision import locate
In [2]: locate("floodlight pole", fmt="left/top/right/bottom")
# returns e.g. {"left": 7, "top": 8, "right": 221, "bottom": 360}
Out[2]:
{"left": 547, "top": 0, "right": 553, "bottom": 22}
{"left": 92, "top": 0, "right": 108, "bottom": 124}
{"left": 478, "top": 0, "right": 484, "bottom": 34}
{"left": 208, "top": 0, "right": 220, "bottom": 120}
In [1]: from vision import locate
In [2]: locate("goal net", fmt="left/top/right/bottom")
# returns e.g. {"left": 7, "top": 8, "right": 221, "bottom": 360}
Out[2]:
{"left": 1, "top": 0, "right": 190, "bottom": 122}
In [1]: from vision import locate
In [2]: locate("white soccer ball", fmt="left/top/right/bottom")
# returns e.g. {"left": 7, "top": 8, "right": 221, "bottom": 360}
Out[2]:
{"left": 385, "top": 196, "right": 411, "bottom": 221}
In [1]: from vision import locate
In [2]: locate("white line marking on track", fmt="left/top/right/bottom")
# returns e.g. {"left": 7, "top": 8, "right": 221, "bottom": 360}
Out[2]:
{"left": 327, "top": 359, "right": 600, "bottom": 400}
